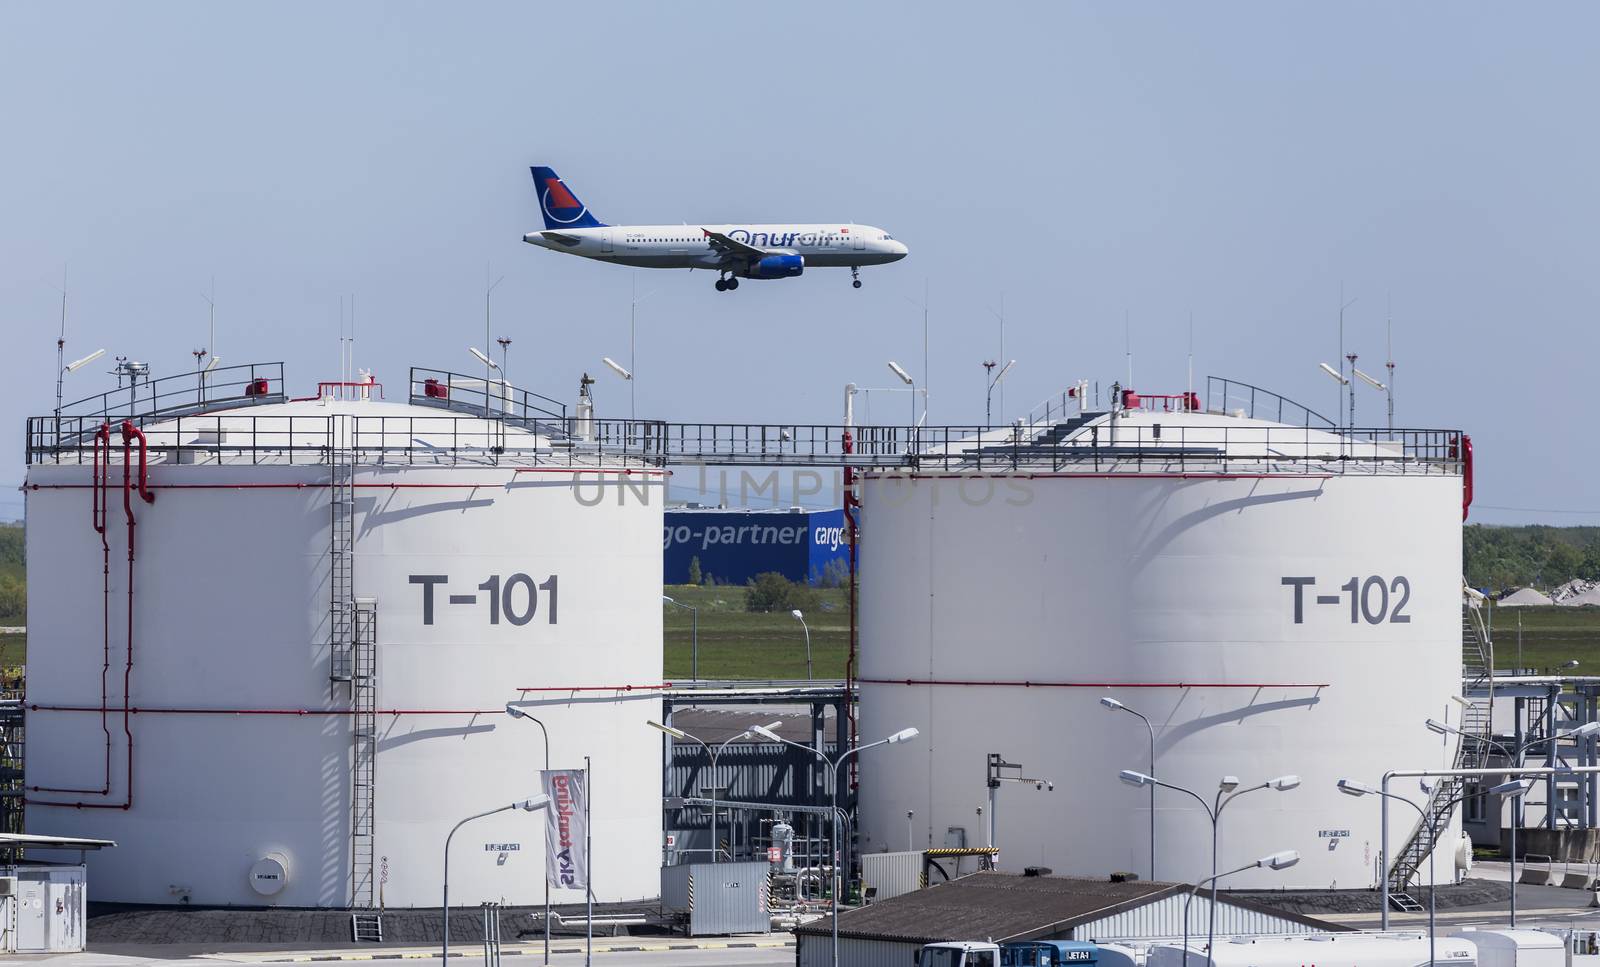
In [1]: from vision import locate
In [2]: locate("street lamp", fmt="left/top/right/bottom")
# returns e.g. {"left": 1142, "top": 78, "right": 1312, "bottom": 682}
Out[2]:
{"left": 985, "top": 359, "right": 1015, "bottom": 430}
{"left": 442, "top": 795, "right": 550, "bottom": 965}
{"left": 1100, "top": 697, "right": 1157, "bottom": 881}
{"left": 662, "top": 596, "right": 700, "bottom": 680}
{"left": 505, "top": 704, "right": 553, "bottom": 965}
{"left": 1423, "top": 718, "right": 1598, "bottom": 923}
{"left": 754, "top": 724, "right": 919, "bottom": 967}
{"left": 647, "top": 720, "right": 781, "bottom": 862}
{"left": 1180, "top": 850, "right": 1298, "bottom": 966}
{"left": 1340, "top": 777, "right": 1529, "bottom": 958}
{"left": 791, "top": 609, "right": 813, "bottom": 681}
{"left": 1118, "top": 770, "right": 1298, "bottom": 962}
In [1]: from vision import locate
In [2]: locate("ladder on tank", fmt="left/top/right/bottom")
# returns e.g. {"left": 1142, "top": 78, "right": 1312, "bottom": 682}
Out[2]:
{"left": 1385, "top": 603, "right": 1495, "bottom": 910}
{"left": 350, "top": 599, "right": 379, "bottom": 912}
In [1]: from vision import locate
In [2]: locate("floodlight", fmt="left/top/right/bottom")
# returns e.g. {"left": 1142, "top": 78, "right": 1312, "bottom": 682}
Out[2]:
{"left": 1099, "top": 697, "right": 1126, "bottom": 711}
{"left": 1219, "top": 776, "right": 1240, "bottom": 793}
{"left": 1354, "top": 368, "right": 1387, "bottom": 391}
{"left": 1318, "top": 362, "right": 1349, "bottom": 385}
{"left": 1267, "top": 775, "right": 1301, "bottom": 791}
{"left": 888, "top": 361, "right": 913, "bottom": 385}
{"left": 516, "top": 794, "right": 552, "bottom": 811}
{"left": 1425, "top": 718, "right": 1452, "bottom": 736}
{"left": 1261, "top": 850, "right": 1299, "bottom": 870}
{"left": 64, "top": 348, "right": 106, "bottom": 373}
{"left": 203, "top": 355, "right": 221, "bottom": 373}
{"left": 887, "top": 727, "right": 920, "bottom": 744}
{"left": 750, "top": 725, "right": 782, "bottom": 743}
{"left": 1120, "top": 769, "right": 1153, "bottom": 787}
{"left": 602, "top": 356, "right": 632, "bottom": 380}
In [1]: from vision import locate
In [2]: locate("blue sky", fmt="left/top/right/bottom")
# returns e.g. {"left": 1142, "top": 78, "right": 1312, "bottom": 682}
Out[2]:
{"left": 2, "top": 2, "right": 1595, "bottom": 522}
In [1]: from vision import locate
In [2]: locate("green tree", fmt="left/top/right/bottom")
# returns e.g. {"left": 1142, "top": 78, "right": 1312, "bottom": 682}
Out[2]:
{"left": 687, "top": 555, "right": 703, "bottom": 586}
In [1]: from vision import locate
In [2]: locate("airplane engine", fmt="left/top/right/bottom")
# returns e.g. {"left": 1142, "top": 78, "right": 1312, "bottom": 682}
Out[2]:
{"left": 748, "top": 254, "right": 804, "bottom": 279}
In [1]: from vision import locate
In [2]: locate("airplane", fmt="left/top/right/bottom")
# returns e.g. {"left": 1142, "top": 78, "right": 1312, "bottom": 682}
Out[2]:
{"left": 521, "top": 166, "right": 908, "bottom": 292}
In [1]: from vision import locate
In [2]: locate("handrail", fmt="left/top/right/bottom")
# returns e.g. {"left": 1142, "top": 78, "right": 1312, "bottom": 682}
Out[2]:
{"left": 56, "top": 362, "right": 286, "bottom": 421}
{"left": 26, "top": 414, "right": 1466, "bottom": 475}
{"left": 408, "top": 367, "right": 567, "bottom": 423}
{"left": 1206, "top": 376, "right": 1336, "bottom": 429}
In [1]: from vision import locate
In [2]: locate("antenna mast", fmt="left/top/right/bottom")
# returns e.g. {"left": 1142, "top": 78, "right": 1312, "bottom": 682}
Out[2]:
{"left": 1385, "top": 299, "right": 1395, "bottom": 431}
{"left": 53, "top": 266, "right": 68, "bottom": 418}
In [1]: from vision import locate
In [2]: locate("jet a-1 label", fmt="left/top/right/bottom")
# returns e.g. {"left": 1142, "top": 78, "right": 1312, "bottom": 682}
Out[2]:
{"left": 1281, "top": 575, "right": 1411, "bottom": 625}
{"left": 410, "top": 573, "right": 559, "bottom": 626}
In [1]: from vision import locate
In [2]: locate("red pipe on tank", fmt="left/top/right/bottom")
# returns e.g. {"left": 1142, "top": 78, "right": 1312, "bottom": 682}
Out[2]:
{"left": 33, "top": 424, "right": 116, "bottom": 797}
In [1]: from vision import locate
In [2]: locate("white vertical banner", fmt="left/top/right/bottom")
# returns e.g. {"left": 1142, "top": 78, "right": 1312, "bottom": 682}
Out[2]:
{"left": 542, "top": 769, "right": 588, "bottom": 890}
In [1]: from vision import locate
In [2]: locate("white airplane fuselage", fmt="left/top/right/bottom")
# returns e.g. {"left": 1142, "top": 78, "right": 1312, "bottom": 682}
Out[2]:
{"left": 522, "top": 223, "right": 907, "bottom": 273}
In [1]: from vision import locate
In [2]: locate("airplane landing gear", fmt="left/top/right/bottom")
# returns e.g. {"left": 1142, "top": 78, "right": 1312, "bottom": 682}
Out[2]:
{"left": 726, "top": 277, "right": 739, "bottom": 290}
{"left": 715, "top": 274, "right": 739, "bottom": 291}
{"left": 851, "top": 266, "right": 862, "bottom": 289}
{"left": 715, "top": 278, "right": 727, "bottom": 291}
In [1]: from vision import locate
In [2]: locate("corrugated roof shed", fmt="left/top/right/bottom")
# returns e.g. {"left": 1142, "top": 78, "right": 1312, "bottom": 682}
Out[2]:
{"left": 795, "top": 872, "right": 1343, "bottom": 945}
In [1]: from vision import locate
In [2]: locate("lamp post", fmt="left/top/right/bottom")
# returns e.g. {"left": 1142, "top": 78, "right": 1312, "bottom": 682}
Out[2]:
{"left": 984, "top": 754, "right": 1053, "bottom": 866}
{"left": 985, "top": 359, "right": 1014, "bottom": 431}
{"left": 662, "top": 596, "right": 699, "bottom": 680}
{"left": 754, "top": 724, "right": 919, "bottom": 967}
{"left": 1340, "top": 776, "right": 1531, "bottom": 961}
{"left": 1100, "top": 697, "right": 1157, "bottom": 881}
{"left": 1422, "top": 719, "right": 1600, "bottom": 925}
{"left": 442, "top": 796, "right": 550, "bottom": 965}
{"left": 1180, "top": 851, "right": 1298, "bottom": 966}
{"left": 648, "top": 720, "right": 782, "bottom": 862}
{"left": 505, "top": 704, "right": 552, "bottom": 965}
{"left": 791, "top": 609, "right": 813, "bottom": 681}
{"left": 1119, "top": 770, "right": 1299, "bottom": 964}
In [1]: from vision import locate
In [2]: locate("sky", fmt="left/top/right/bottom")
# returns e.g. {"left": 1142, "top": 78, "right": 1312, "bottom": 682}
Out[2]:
{"left": 2, "top": 2, "right": 1596, "bottom": 522}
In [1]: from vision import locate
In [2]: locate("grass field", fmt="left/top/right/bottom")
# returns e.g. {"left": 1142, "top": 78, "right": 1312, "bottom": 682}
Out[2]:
{"left": 1490, "top": 605, "right": 1600, "bottom": 672}
{"left": 664, "top": 583, "right": 850, "bottom": 680}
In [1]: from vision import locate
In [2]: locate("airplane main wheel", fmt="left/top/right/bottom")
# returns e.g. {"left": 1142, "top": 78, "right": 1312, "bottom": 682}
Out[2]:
{"left": 726, "top": 278, "right": 739, "bottom": 290}
{"left": 715, "top": 279, "right": 728, "bottom": 291}
{"left": 852, "top": 279, "right": 863, "bottom": 289}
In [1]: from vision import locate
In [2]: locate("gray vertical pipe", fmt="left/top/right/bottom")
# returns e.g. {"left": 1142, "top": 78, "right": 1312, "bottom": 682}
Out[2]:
{"left": 1547, "top": 686, "right": 1559, "bottom": 831}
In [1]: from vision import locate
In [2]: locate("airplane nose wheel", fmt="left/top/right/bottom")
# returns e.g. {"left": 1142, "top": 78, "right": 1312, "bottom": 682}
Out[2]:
{"left": 851, "top": 266, "right": 862, "bottom": 289}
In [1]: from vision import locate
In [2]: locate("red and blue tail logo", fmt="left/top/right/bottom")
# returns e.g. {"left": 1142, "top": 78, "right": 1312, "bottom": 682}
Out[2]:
{"left": 530, "top": 166, "right": 604, "bottom": 229}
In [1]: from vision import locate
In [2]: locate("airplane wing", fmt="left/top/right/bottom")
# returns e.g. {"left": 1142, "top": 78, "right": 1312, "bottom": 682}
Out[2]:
{"left": 702, "top": 229, "right": 768, "bottom": 261}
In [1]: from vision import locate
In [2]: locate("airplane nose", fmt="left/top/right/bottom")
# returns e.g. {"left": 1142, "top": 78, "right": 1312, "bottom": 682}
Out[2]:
{"left": 890, "top": 240, "right": 909, "bottom": 259}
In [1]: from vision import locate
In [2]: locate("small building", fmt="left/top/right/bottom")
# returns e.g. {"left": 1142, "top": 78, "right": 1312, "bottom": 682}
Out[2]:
{"left": 0, "top": 832, "right": 116, "bottom": 954}
{"left": 793, "top": 872, "right": 1347, "bottom": 967}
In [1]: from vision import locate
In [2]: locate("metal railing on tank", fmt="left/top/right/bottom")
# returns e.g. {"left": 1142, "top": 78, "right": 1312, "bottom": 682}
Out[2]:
{"left": 56, "top": 361, "right": 286, "bottom": 423}
{"left": 407, "top": 367, "right": 566, "bottom": 426}
{"left": 1206, "top": 376, "right": 1336, "bottom": 429}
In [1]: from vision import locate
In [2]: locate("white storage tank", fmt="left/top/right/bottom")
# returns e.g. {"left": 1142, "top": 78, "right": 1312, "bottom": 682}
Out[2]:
{"left": 855, "top": 386, "right": 1469, "bottom": 890}
{"left": 23, "top": 366, "right": 665, "bottom": 907}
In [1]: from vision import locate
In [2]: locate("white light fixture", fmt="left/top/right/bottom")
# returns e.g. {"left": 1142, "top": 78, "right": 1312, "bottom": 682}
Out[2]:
{"left": 1425, "top": 718, "right": 1450, "bottom": 735}
{"left": 516, "top": 794, "right": 552, "bottom": 811}
{"left": 1218, "top": 776, "right": 1241, "bottom": 793}
{"left": 1099, "top": 696, "right": 1125, "bottom": 711}
{"left": 1319, "top": 361, "right": 1349, "bottom": 385}
{"left": 1354, "top": 368, "right": 1387, "bottom": 390}
{"left": 1336, "top": 778, "right": 1378, "bottom": 796}
{"left": 1491, "top": 778, "right": 1535, "bottom": 797}
{"left": 469, "top": 346, "right": 500, "bottom": 370}
{"left": 602, "top": 356, "right": 633, "bottom": 380}
{"left": 1267, "top": 775, "right": 1301, "bottom": 791}
{"left": 203, "top": 355, "right": 222, "bottom": 373}
{"left": 887, "top": 727, "right": 920, "bottom": 744}
{"left": 64, "top": 348, "right": 106, "bottom": 373}
{"left": 1119, "top": 769, "right": 1153, "bottom": 787}
{"left": 1563, "top": 721, "right": 1600, "bottom": 738}
{"left": 888, "top": 361, "right": 913, "bottom": 385}
{"left": 504, "top": 703, "right": 528, "bottom": 720}
{"left": 646, "top": 719, "right": 689, "bottom": 741}
{"left": 994, "top": 359, "right": 1015, "bottom": 383}
{"left": 790, "top": 609, "right": 803, "bottom": 620}
{"left": 1261, "top": 849, "right": 1299, "bottom": 870}
{"left": 750, "top": 724, "right": 782, "bottom": 743}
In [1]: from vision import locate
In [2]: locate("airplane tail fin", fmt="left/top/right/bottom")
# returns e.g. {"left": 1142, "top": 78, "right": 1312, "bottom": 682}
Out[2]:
{"left": 530, "top": 166, "right": 605, "bottom": 229}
